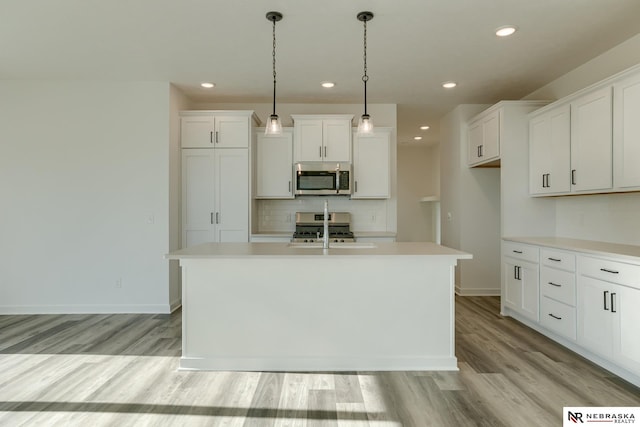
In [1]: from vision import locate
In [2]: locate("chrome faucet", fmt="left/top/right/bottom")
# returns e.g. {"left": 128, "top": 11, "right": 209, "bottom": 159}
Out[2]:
{"left": 323, "top": 199, "right": 330, "bottom": 249}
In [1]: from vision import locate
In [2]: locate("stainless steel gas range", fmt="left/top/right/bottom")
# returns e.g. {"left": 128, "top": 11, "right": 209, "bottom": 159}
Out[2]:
{"left": 292, "top": 212, "right": 355, "bottom": 243}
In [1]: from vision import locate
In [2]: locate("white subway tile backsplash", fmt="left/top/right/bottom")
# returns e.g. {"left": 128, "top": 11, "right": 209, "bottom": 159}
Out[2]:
{"left": 256, "top": 198, "right": 390, "bottom": 232}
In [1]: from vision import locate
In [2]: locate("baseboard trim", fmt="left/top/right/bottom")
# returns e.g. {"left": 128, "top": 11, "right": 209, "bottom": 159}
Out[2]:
{"left": 170, "top": 299, "right": 182, "bottom": 313}
{"left": 0, "top": 304, "right": 172, "bottom": 315}
{"left": 455, "top": 286, "right": 501, "bottom": 296}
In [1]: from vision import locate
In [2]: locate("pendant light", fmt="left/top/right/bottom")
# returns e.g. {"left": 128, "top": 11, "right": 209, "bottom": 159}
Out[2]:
{"left": 265, "top": 11, "right": 283, "bottom": 136}
{"left": 357, "top": 11, "right": 374, "bottom": 135}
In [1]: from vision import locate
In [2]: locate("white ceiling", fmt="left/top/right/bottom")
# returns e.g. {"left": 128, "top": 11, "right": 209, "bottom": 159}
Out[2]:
{"left": 3, "top": 1, "right": 640, "bottom": 146}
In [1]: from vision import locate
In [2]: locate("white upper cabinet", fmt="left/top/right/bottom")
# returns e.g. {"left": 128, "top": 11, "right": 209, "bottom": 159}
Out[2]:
{"left": 529, "top": 104, "right": 571, "bottom": 195}
{"left": 181, "top": 112, "right": 252, "bottom": 148}
{"left": 292, "top": 115, "right": 353, "bottom": 162}
{"left": 468, "top": 109, "right": 500, "bottom": 167}
{"left": 352, "top": 128, "right": 391, "bottom": 199}
{"left": 255, "top": 129, "right": 294, "bottom": 199}
{"left": 570, "top": 87, "right": 613, "bottom": 193}
{"left": 613, "top": 71, "right": 640, "bottom": 190}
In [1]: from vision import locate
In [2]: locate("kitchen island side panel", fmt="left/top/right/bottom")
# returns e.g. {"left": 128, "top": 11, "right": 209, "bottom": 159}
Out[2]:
{"left": 179, "top": 256, "right": 458, "bottom": 371}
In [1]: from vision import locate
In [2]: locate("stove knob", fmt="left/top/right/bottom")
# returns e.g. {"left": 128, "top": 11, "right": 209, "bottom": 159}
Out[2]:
{"left": 340, "top": 239, "right": 345, "bottom": 242}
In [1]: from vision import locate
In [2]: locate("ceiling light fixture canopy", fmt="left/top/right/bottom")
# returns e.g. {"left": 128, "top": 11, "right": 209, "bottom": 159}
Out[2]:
{"left": 357, "top": 11, "right": 374, "bottom": 135}
{"left": 265, "top": 11, "right": 283, "bottom": 136}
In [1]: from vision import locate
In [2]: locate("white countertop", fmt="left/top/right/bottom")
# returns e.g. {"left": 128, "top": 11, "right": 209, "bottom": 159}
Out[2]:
{"left": 503, "top": 236, "right": 640, "bottom": 262}
{"left": 250, "top": 231, "right": 397, "bottom": 238}
{"left": 166, "top": 242, "right": 471, "bottom": 259}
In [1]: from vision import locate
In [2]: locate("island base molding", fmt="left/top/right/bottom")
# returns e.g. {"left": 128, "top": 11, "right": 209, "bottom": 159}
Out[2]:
{"left": 179, "top": 356, "right": 458, "bottom": 372}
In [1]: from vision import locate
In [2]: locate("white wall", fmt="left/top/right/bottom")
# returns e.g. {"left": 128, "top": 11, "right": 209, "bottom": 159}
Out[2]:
{"left": 524, "top": 33, "right": 640, "bottom": 246}
{"left": 440, "top": 105, "right": 502, "bottom": 295}
{"left": 169, "top": 84, "right": 192, "bottom": 311}
{"left": 0, "top": 81, "right": 173, "bottom": 313}
{"left": 397, "top": 144, "right": 439, "bottom": 242}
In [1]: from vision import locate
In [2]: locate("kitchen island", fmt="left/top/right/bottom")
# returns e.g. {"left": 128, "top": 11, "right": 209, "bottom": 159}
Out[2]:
{"left": 166, "top": 242, "right": 472, "bottom": 371}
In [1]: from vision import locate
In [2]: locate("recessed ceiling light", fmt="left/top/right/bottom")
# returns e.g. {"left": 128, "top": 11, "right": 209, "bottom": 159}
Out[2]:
{"left": 414, "top": 136, "right": 422, "bottom": 140}
{"left": 321, "top": 82, "right": 335, "bottom": 88}
{"left": 420, "top": 126, "right": 430, "bottom": 130}
{"left": 442, "top": 82, "right": 457, "bottom": 89}
{"left": 200, "top": 82, "right": 215, "bottom": 88}
{"left": 495, "top": 26, "right": 517, "bottom": 37}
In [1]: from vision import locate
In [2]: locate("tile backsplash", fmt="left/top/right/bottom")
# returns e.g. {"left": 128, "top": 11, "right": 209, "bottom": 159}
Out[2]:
{"left": 257, "top": 198, "right": 390, "bottom": 232}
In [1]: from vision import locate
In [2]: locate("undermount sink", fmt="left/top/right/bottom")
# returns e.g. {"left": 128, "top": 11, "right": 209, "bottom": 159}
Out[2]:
{"left": 287, "top": 242, "right": 377, "bottom": 249}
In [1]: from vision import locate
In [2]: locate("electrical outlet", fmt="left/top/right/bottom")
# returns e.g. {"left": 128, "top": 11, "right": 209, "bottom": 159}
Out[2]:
{"left": 146, "top": 214, "right": 155, "bottom": 225}
{"left": 285, "top": 213, "right": 292, "bottom": 223}
{"left": 115, "top": 278, "right": 122, "bottom": 288}
{"left": 447, "top": 212, "right": 453, "bottom": 221}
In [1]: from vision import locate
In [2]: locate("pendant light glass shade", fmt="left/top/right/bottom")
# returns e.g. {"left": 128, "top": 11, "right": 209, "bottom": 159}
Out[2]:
{"left": 357, "top": 114, "right": 373, "bottom": 135}
{"left": 266, "top": 114, "right": 283, "bottom": 135}
{"left": 357, "top": 11, "right": 374, "bottom": 135}
{"left": 265, "top": 11, "right": 283, "bottom": 136}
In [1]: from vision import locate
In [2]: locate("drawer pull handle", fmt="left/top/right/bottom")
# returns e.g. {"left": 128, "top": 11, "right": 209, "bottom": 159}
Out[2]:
{"left": 600, "top": 268, "right": 619, "bottom": 274}
{"left": 548, "top": 257, "right": 561, "bottom": 262}
{"left": 548, "top": 282, "right": 562, "bottom": 287}
{"left": 548, "top": 313, "right": 562, "bottom": 320}
{"left": 513, "top": 250, "right": 523, "bottom": 254}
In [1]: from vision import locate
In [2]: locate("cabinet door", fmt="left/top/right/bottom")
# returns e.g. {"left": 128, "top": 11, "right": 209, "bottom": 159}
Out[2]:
{"left": 352, "top": 130, "right": 390, "bottom": 199}
{"left": 577, "top": 276, "right": 614, "bottom": 358}
{"left": 214, "top": 149, "right": 249, "bottom": 242}
{"left": 613, "top": 284, "right": 640, "bottom": 375}
{"left": 467, "top": 119, "right": 484, "bottom": 165}
{"left": 214, "top": 115, "right": 250, "bottom": 148}
{"left": 182, "top": 149, "right": 216, "bottom": 247}
{"left": 323, "top": 119, "right": 352, "bottom": 162}
{"left": 294, "top": 120, "right": 323, "bottom": 161}
{"left": 181, "top": 116, "right": 215, "bottom": 148}
{"left": 520, "top": 262, "right": 540, "bottom": 322}
{"left": 256, "top": 131, "right": 294, "bottom": 198}
{"left": 613, "top": 72, "right": 640, "bottom": 189}
{"left": 529, "top": 105, "right": 571, "bottom": 195}
{"left": 503, "top": 258, "right": 539, "bottom": 321}
{"left": 482, "top": 111, "right": 500, "bottom": 160}
{"left": 503, "top": 258, "right": 523, "bottom": 313}
{"left": 570, "top": 87, "right": 613, "bottom": 192}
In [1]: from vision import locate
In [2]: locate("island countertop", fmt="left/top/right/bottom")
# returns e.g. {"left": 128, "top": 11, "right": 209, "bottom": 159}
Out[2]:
{"left": 166, "top": 241, "right": 472, "bottom": 259}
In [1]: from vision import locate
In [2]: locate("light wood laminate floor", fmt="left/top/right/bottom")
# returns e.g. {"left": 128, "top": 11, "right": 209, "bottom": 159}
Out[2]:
{"left": 0, "top": 296, "right": 638, "bottom": 426}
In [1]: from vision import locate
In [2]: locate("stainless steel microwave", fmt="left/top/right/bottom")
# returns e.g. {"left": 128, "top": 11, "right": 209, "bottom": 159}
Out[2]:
{"left": 294, "top": 162, "right": 351, "bottom": 196}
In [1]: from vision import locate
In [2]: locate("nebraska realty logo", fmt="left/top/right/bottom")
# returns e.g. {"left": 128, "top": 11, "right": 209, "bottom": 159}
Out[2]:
{"left": 564, "top": 407, "right": 639, "bottom": 425}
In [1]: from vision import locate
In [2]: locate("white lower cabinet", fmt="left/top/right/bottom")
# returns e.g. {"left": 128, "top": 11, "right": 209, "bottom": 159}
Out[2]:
{"left": 502, "top": 239, "right": 640, "bottom": 385}
{"left": 182, "top": 148, "right": 249, "bottom": 247}
{"left": 578, "top": 256, "right": 640, "bottom": 376}
{"left": 502, "top": 242, "right": 539, "bottom": 322}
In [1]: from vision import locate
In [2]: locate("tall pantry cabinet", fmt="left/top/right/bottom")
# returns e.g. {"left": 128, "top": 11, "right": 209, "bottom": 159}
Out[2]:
{"left": 180, "top": 111, "right": 256, "bottom": 248}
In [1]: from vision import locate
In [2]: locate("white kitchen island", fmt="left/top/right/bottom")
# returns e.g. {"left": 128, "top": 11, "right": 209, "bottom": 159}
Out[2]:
{"left": 166, "top": 242, "right": 472, "bottom": 372}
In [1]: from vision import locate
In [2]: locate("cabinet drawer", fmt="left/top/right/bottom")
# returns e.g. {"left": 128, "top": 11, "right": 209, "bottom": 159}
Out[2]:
{"left": 503, "top": 241, "right": 539, "bottom": 263}
{"left": 579, "top": 256, "right": 640, "bottom": 289}
{"left": 540, "top": 266, "right": 576, "bottom": 306}
{"left": 540, "top": 296, "right": 576, "bottom": 340}
{"left": 541, "top": 249, "right": 576, "bottom": 272}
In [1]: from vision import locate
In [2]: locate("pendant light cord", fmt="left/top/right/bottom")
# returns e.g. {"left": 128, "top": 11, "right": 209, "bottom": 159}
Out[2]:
{"left": 272, "top": 17, "right": 277, "bottom": 116}
{"left": 362, "top": 17, "right": 369, "bottom": 116}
